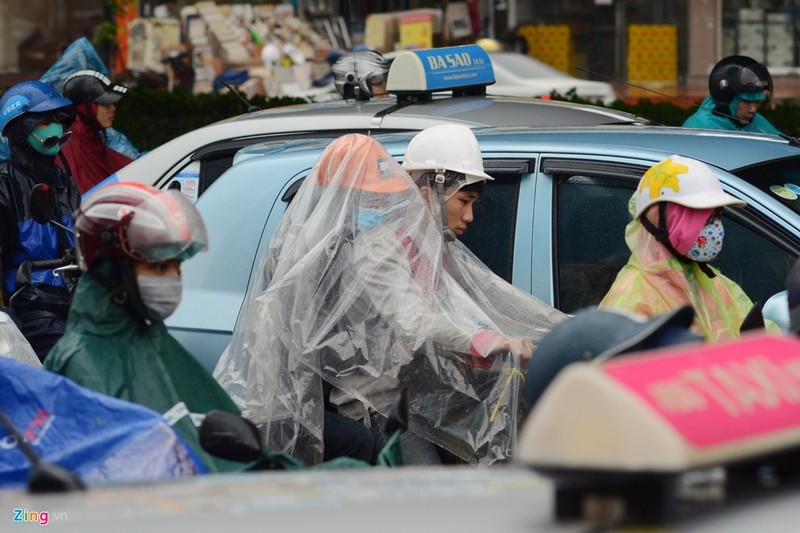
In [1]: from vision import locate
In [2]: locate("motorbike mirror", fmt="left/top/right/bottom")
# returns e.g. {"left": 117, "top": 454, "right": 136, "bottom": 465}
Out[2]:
{"left": 198, "top": 410, "right": 263, "bottom": 463}
{"left": 29, "top": 183, "right": 56, "bottom": 224}
{"left": 28, "top": 461, "right": 86, "bottom": 493}
{"left": 0, "top": 406, "right": 84, "bottom": 493}
{"left": 740, "top": 300, "right": 765, "bottom": 332}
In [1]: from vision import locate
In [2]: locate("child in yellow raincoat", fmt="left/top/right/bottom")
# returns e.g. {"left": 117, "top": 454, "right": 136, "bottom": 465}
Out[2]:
{"left": 600, "top": 154, "right": 767, "bottom": 342}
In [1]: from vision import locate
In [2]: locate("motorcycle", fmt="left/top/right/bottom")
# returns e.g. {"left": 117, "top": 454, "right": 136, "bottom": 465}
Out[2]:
{"left": 199, "top": 390, "right": 408, "bottom": 469}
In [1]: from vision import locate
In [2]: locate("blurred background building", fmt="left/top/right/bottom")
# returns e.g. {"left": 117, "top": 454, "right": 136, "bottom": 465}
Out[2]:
{"left": 0, "top": 0, "right": 798, "bottom": 101}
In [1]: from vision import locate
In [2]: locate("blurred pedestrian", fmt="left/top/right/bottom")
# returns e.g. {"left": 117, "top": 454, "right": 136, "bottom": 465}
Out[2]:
{"left": 58, "top": 70, "right": 133, "bottom": 193}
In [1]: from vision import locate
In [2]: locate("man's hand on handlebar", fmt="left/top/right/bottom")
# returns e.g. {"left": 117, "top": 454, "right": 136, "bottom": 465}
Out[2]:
{"left": 490, "top": 336, "right": 534, "bottom": 366}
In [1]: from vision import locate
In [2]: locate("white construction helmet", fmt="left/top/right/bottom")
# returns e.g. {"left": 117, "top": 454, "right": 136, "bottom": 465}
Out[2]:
{"left": 633, "top": 154, "right": 746, "bottom": 219}
{"left": 402, "top": 124, "right": 493, "bottom": 186}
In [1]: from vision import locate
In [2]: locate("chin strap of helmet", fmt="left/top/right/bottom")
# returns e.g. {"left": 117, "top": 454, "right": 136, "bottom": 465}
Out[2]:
{"left": 89, "top": 258, "right": 155, "bottom": 326}
{"left": 428, "top": 170, "right": 456, "bottom": 242}
{"left": 640, "top": 203, "right": 716, "bottom": 279}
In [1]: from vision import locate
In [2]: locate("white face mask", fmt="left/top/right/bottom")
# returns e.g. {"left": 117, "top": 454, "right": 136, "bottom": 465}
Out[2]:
{"left": 686, "top": 217, "right": 724, "bottom": 262}
{"left": 136, "top": 274, "right": 182, "bottom": 321}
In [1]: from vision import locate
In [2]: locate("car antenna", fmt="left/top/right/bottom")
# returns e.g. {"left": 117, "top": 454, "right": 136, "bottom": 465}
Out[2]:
{"left": 219, "top": 79, "right": 262, "bottom": 113}
{"left": 575, "top": 66, "right": 800, "bottom": 148}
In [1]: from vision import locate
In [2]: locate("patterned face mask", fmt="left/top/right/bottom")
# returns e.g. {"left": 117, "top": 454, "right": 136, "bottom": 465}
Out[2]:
{"left": 686, "top": 216, "right": 724, "bottom": 262}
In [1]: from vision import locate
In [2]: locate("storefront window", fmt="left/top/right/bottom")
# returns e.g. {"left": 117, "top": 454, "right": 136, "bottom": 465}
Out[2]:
{"left": 722, "top": 0, "right": 798, "bottom": 70}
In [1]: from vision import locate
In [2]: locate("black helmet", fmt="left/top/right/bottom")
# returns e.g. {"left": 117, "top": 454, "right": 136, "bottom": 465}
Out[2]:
{"left": 332, "top": 51, "right": 390, "bottom": 100}
{"left": 708, "top": 55, "right": 771, "bottom": 106}
{"left": 522, "top": 306, "right": 698, "bottom": 413}
{"left": 62, "top": 70, "right": 128, "bottom": 105}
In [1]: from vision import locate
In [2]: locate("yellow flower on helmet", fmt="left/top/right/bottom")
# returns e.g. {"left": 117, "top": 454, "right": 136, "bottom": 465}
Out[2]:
{"left": 638, "top": 157, "right": 688, "bottom": 200}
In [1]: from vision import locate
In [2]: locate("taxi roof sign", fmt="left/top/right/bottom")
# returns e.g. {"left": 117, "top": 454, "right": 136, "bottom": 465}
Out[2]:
{"left": 519, "top": 332, "right": 800, "bottom": 472}
{"left": 386, "top": 45, "right": 495, "bottom": 101}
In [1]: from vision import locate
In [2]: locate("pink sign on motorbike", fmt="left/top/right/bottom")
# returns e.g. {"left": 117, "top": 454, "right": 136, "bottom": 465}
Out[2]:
{"left": 602, "top": 333, "right": 800, "bottom": 448}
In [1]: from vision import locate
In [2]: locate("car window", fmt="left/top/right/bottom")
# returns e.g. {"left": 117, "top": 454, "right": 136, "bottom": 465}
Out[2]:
{"left": 201, "top": 152, "right": 235, "bottom": 192}
{"left": 554, "top": 174, "right": 635, "bottom": 313}
{"left": 554, "top": 170, "right": 800, "bottom": 314}
{"left": 732, "top": 156, "right": 800, "bottom": 215}
{"left": 714, "top": 207, "right": 798, "bottom": 306}
{"left": 459, "top": 171, "right": 522, "bottom": 283}
{"left": 164, "top": 161, "right": 201, "bottom": 202}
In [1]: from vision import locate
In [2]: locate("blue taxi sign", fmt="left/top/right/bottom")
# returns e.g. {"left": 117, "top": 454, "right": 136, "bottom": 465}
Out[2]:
{"left": 386, "top": 45, "right": 494, "bottom": 98}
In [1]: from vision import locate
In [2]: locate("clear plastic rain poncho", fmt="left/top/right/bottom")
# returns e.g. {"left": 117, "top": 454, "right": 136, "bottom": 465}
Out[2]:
{"left": 214, "top": 134, "right": 565, "bottom": 465}
{"left": 0, "top": 311, "right": 41, "bottom": 367}
{"left": 600, "top": 195, "right": 756, "bottom": 342}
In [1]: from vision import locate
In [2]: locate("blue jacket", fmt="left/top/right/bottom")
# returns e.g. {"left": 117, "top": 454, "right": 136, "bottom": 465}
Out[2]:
{"left": 0, "top": 146, "right": 79, "bottom": 302}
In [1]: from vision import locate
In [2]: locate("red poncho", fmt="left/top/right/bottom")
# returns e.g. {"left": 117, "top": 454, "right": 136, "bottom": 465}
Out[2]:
{"left": 58, "top": 103, "right": 133, "bottom": 193}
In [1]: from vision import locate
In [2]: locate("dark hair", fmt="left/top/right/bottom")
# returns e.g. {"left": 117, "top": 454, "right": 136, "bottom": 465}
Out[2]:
{"left": 459, "top": 181, "right": 485, "bottom": 196}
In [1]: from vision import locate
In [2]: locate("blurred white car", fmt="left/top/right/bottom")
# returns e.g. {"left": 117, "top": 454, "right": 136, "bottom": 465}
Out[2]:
{"left": 487, "top": 52, "right": 618, "bottom": 105}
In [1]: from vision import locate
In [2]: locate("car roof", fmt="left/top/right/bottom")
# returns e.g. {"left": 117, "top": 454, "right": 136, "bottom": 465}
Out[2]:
{"left": 226, "top": 94, "right": 642, "bottom": 127}
{"left": 236, "top": 125, "right": 798, "bottom": 173}
{"left": 115, "top": 94, "right": 648, "bottom": 186}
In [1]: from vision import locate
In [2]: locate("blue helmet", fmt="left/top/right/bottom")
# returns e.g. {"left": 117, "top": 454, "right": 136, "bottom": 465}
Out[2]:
{"left": 0, "top": 81, "right": 73, "bottom": 136}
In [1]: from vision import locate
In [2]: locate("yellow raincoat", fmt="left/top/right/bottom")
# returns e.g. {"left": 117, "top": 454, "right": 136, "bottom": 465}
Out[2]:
{"left": 600, "top": 198, "right": 758, "bottom": 343}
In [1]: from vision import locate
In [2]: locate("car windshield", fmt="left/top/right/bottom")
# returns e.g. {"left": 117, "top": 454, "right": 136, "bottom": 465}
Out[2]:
{"left": 733, "top": 155, "right": 800, "bottom": 214}
{"left": 489, "top": 52, "right": 569, "bottom": 79}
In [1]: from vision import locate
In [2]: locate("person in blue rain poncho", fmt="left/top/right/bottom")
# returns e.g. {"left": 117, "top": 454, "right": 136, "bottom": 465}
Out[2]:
{"left": 683, "top": 55, "right": 782, "bottom": 135}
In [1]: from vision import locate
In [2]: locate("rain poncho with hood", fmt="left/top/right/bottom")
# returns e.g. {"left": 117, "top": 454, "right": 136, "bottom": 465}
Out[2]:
{"left": 44, "top": 263, "right": 246, "bottom": 474}
{"left": 214, "top": 134, "right": 564, "bottom": 465}
{"left": 682, "top": 94, "right": 782, "bottom": 135}
{"left": 57, "top": 100, "right": 134, "bottom": 194}
{"left": 600, "top": 156, "right": 758, "bottom": 342}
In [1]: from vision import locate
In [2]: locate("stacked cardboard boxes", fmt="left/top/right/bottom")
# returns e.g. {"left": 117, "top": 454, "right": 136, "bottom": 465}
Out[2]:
{"left": 127, "top": 2, "right": 333, "bottom": 96}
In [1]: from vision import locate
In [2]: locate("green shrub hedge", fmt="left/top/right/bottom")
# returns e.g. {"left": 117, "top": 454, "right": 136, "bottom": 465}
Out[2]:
{"left": 554, "top": 88, "right": 800, "bottom": 138}
{"left": 114, "top": 87, "right": 305, "bottom": 151}
{"left": 114, "top": 86, "right": 800, "bottom": 151}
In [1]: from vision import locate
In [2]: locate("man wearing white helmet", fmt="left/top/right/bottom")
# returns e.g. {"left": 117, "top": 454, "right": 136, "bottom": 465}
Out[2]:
{"left": 402, "top": 124, "right": 567, "bottom": 359}
{"left": 600, "top": 155, "right": 773, "bottom": 341}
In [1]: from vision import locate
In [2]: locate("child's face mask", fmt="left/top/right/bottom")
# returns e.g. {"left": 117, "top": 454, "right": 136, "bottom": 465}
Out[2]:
{"left": 27, "top": 122, "right": 65, "bottom": 156}
{"left": 686, "top": 216, "right": 724, "bottom": 262}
